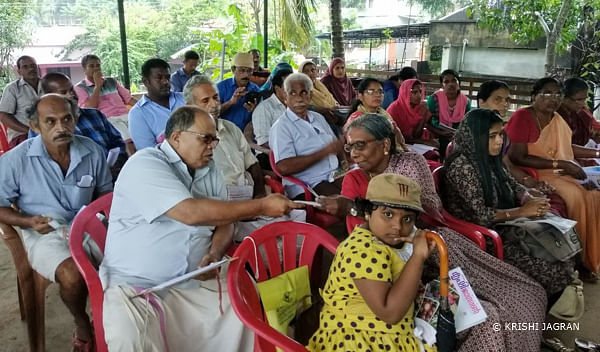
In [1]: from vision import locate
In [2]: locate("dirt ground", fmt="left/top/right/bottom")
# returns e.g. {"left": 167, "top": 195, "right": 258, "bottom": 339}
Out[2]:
{"left": 0, "top": 241, "right": 598, "bottom": 351}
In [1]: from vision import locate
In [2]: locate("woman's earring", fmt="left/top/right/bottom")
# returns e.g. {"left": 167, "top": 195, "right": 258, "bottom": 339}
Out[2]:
{"left": 384, "top": 151, "right": 389, "bottom": 155}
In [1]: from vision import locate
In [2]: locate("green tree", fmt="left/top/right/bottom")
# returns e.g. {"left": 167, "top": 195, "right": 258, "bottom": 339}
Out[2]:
{"left": 469, "top": 0, "right": 597, "bottom": 74}
{"left": 0, "top": 1, "right": 33, "bottom": 89}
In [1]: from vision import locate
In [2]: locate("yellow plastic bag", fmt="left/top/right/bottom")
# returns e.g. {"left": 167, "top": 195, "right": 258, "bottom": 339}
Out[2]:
{"left": 257, "top": 265, "right": 312, "bottom": 336}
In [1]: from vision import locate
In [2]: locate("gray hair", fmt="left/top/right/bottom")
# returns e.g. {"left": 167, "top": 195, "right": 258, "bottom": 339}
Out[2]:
{"left": 182, "top": 74, "right": 215, "bottom": 104}
{"left": 165, "top": 105, "right": 209, "bottom": 139}
{"left": 284, "top": 72, "right": 313, "bottom": 94}
{"left": 346, "top": 113, "right": 398, "bottom": 155}
{"left": 27, "top": 94, "right": 78, "bottom": 124}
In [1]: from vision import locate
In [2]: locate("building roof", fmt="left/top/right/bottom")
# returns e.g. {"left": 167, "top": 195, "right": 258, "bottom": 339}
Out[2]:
{"left": 315, "top": 23, "right": 430, "bottom": 43}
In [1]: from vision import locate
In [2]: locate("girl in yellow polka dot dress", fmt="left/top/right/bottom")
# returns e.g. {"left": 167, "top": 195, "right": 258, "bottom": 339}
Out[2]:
{"left": 307, "top": 173, "right": 437, "bottom": 352}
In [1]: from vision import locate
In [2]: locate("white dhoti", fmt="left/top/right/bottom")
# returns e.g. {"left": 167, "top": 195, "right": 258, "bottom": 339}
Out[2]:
{"left": 103, "top": 271, "right": 254, "bottom": 352}
{"left": 233, "top": 209, "right": 307, "bottom": 242}
{"left": 108, "top": 113, "right": 131, "bottom": 141}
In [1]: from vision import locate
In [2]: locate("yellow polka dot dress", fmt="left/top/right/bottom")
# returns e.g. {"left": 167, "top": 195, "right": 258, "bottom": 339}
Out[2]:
{"left": 307, "top": 227, "right": 436, "bottom": 352}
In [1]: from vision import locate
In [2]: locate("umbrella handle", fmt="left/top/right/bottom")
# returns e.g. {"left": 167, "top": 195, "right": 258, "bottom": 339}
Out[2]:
{"left": 425, "top": 231, "right": 449, "bottom": 298}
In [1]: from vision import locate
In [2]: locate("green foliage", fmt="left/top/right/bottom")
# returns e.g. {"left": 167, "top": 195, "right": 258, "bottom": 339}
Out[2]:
{"left": 0, "top": 0, "right": 33, "bottom": 89}
{"left": 470, "top": 0, "right": 596, "bottom": 53}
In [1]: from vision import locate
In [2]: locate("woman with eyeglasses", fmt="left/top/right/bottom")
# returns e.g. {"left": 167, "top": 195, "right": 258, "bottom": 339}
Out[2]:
{"left": 343, "top": 78, "right": 407, "bottom": 151}
{"left": 317, "top": 114, "right": 547, "bottom": 352}
{"left": 387, "top": 79, "right": 438, "bottom": 147}
{"left": 505, "top": 77, "right": 600, "bottom": 281}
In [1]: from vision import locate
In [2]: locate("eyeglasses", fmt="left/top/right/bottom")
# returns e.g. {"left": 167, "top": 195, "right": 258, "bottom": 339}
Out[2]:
{"left": 181, "top": 130, "right": 220, "bottom": 145}
{"left": 344, "top": 139, "right": 378, "bottom": 152}
{"left": 538, "top": 93, "right": 563, "bottom": 99}
{"left": 235, "top": 67, "right": 254, "bottom": 74}
{"left": 364, "top": 89, "right": 384, "bottom": 96}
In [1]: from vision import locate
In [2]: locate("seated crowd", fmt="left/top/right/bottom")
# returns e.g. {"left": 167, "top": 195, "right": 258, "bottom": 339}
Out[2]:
{"left": 1, "top": 49, "right": 599, "bottom": 352}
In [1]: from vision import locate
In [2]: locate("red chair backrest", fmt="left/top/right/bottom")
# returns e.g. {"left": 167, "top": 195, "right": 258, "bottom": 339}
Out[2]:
{"left": 268, "top": 151, "right": 340, "bottom": 229}
{"left": 69, "top": 192, "right": 113, "bottom": 352}
{"left": 0, "top": 123, "right": 10, "bottom": 154}
{"left": 227, "top": 221, "right": 339, "bottom": 352}
{"left": 431, "top": 166, "right": 503, "bottom": 259}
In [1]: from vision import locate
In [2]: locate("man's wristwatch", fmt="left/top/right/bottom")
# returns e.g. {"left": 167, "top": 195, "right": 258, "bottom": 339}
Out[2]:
{"left": 552, "top": 160, "right": 559, "bottom": 169}
{"left": 349, "top": 207, "right": 358, "bottom": 217}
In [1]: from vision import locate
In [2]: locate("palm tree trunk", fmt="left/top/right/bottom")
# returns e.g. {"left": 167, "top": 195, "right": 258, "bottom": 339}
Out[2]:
{"left": 329, "top": 0, "right": 344, "bottom": 59}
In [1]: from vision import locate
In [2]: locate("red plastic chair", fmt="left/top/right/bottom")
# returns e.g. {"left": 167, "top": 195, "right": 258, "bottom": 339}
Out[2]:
{"left": 227, "top": 221, "right": 339, "bottom": 352}
{"left": 0, "top": 122, "right": 10, "bottom": 155}
{"left": 69, "top": 193, "right": 113, "bottom": 352}
{"left": 269, "top": 152, "right": 340, "bottom": 229}
{"left": 431, "top": 166, "right": 504, "bottom": 260}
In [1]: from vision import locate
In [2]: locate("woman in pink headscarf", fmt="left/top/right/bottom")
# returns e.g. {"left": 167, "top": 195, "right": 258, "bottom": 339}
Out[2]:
{"left": 426, "top": 69, "right": 471, "bottom": 157}
{"left": 387, "top": 79, "right": 437, "bottom": 147}
{"left": 320, "top": 57, "right": 357, "bottom": 106}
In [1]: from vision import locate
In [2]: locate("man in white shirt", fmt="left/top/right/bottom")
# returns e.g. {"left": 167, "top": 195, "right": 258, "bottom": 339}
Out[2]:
{"left": 251, "top": 67, "right": 292, "bottom": 169}
{"left": 100, "top": 106, "right": 301, "bottom": 351}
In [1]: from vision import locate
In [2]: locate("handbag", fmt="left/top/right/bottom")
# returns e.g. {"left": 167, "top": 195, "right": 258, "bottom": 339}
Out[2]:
{"left": 549, "top": 273, "right": 584, "bottom": 321}
{"left": 496, "top": 218, "right": 582, "bottom": 263}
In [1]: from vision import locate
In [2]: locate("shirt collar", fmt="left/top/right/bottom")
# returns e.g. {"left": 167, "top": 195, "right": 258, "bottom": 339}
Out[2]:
{"left": 269, "top": 93, "right": 285, "bottom": 108}
{"left": 26, "top": 136, "right": 90, "bottom": 175}
{"left": 286, "top": 108, "right": 314, "bottom": 123}
{"left": 84, "top": 78, "right": 94, "bottom": 86}
{"left": 18, "top": 78, "right": 42, "bottom": 92}
{"left": 139, "top": 92, "right": 180, "bottom": 108}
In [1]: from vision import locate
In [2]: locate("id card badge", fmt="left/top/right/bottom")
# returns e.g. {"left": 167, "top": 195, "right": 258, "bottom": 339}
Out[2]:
{"left": 226, "top": 184, "right": 254, "bottom": 201}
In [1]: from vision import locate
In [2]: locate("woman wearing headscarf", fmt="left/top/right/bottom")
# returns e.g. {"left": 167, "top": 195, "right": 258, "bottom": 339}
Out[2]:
{"left": 505, "top": 77, "right": 600, "bottom": 281}
{"left": 426, "top": 69, "right": 471, "bottom": 157}
{"left": 557, "top": 77, "right": 600, "bottom": 147}
{"left": 298, "top": 60, "right": 339, "bottom": 110}
{"left": 318, "top": 113, "right": 547, "bottom": 352}
{"left": 387, "top": 79, "right": 437, "bottom": 147}
{"left": 320, "top": 57, "right": 357, "bottom": 107}
{"left": 442, "top": 109, "right": 574, "bottom": 299}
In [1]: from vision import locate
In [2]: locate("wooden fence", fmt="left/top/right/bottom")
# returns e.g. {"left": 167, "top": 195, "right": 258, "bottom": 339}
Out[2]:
{"left": 317, "top": 66, "right": 536, "bottom": 111}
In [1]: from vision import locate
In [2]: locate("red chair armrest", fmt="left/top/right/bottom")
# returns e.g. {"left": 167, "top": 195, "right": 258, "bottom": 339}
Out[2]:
{"left": 436, "top": 210, "right": 486, "bottom": 251}
{"left": 442, "top": 210, "right": 503, "bottom": 260}
{"left": 264, "top": 175, "right": 285, "bottom": 195}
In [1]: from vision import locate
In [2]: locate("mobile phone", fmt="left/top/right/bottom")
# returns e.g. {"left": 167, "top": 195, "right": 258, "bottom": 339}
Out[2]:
{"left": 244, "top": 91, "right": 261, "bottom": 105}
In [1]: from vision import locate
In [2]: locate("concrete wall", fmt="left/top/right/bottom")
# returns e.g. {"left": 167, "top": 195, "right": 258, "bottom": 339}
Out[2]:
{"left": 442, "top": 46, "right": 546, "bottom": 78}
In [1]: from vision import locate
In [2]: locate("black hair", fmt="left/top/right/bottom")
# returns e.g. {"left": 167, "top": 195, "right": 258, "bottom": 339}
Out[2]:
{"left": 81, "top": 54, "right": 100, "bottom": 68}
{"left": 272, "top": 68, "right": 293, "bottom": 88}
{"left": 346, "top": 113, "right": 398, "bottom": 155}
{"left": 16, "top": 56, "right": 34, "bottom": 69}
{"left": 184, "top": 50, "right": 199, "bottom": 61}
{"left": 248, "top": 49, "right": 260, "bottom": 55}
{"left": 531, "top": 77, "right": 561, "bottom": 96}
{"left": 477, "top": 80, "right": 509, "bottom": 101}
{"left": 41, "top": 72, "right": 71, "bottom": 93}
{"left": 440, "top": 69, "right": 460, "bottom": 84}
{"left": 354, "top": 197, "right": 419, "bottom": 219}
{"left": 563, "top": 77, "right": 589, "bottom": 98}
{"left": 447, "top": 109, "right": 513, "bottom": 208}
{"left": 349, "top": 77, "right": 382, "bottom": 115}
{"left": 141, "top": 58, "right": 170, "bottom": 79}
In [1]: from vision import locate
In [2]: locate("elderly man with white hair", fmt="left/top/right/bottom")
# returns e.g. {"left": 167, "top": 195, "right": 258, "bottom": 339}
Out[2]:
{"left": 269, "top": 73, "right": 346, "bottom": 200}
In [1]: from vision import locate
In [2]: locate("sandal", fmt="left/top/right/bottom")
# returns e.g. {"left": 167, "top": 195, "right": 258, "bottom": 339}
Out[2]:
{"left": 542, "top": 337, "right": 574, "bottom": 352}
{"left": 575, "top": 338, "right": 600, "bottom": 352}
{"left": 72, "top": 330, "right": 94, "bottom": 352}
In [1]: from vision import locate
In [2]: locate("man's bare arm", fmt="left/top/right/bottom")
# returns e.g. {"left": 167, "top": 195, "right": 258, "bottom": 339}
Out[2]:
{"left": 0, "top": 112, "right": 29, "bottom": 133}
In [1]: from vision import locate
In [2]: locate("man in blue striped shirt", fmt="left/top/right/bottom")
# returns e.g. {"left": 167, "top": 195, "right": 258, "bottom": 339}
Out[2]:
{"left": 30, "top": 73, "right": 127, "bottom": 177}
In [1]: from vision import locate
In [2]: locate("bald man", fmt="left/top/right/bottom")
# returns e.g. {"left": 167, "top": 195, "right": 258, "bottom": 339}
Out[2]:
{"left": 101, "top": 106, "right": 301, "bottom": 351}
{"left": 0, "top": 94, "right": 112, "bottom": 349}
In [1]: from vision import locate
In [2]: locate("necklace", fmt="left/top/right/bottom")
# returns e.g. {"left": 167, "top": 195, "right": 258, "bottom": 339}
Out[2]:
{"left": 533, "top": 109, "right": 550, "bottom": 131}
